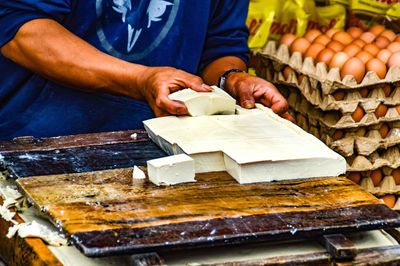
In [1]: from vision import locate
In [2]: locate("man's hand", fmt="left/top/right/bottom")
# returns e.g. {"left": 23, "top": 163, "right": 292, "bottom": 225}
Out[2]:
{"left": 137, "top": 67, "right": 211, "bottom": 117}
{"left": 225, "top": 72, "right": 294, "bottom": 122}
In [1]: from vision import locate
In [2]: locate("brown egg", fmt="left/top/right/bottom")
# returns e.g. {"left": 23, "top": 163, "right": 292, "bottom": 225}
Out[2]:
{"left": 280, "top": 33, "right": 297, "bottom": 46}
{"left": 332, "top": 90, "right": 346, "bottom": 100}
{"left": 375, "top": 104, "right": 388, "bottom": 118}
{"left": 380, "top": 30, "right": 396, "bottom": 41}
{"left": 325, "top": 28, "right": 340, "bottom": 38}
{"left": 396, "top": 36, "right": 400, "bottom": 43}
{"left": 381, "top": 195, "right": 396, "bottom": 208}
{"left": 388, "top": 52, "right": 400, "bottom": 68}
{"left": 383, "top": 84, "right": 391, "bottom": 97}
{"left": 379, "top": 123, "right": 390, "bottom": 138}
{"left": 347, "top": 27, "right": 363, "bottom": 39}
{"left": 356, "top": 50, "right": 373, "bottom": 64}
{"left": 304, "top": 29, "right": 322, "bottom": 43}
{"left": 352, "top": 106, "right": 365, "bottom": 122}
{"left": 352, "top": 39, "right": 366, "bottom": 48}
{"left": 329, "top": 52, "right": 349, "bottom": 69}
{"left": 359, "top": 32, "right": 376, "bottom": 43}
{"left": 375, "top": 36, "right": 390, "bottom": 49}
{"left": 316, "top": 48, "right": 335, "bottom": 65}
{"left": 290, "top": 37, "right": 310, "bottom": 54}
{"left": 387, "top": 42, "right": 400, "bottom": 53}
{"left": 392, "top": 168, "right": 400, "bottom": 185}
{"left": 369, "top": 24, "right": 385, "bottom": 36}
{"left": 397, "top": 105, "right": 400, "bottom": 115}
{"left": 332, "top": 130, "right": 344, "bottom": 140}
{"left": 366, "top": 58, "right": 387, "bottom": 79}
{"left": 304, "top": 43, "right": 326, "bottom": 59}
{"left": 377, "top": 49, "right": 392, "bottom": 64}
{"left": 313, "top": 34, "right": 331, "bottom": 46}
{"left": 283, "top": 66, "right": 296, "bottom": 80}
{"left": 370, "top": 169, "right": 383, "bottom": 186}
{"left": 348, "top": 172, "right": 361, "bottom": 184}
{"left": 343, "top": 44, "right": 361, "bottom": 57}
{"left": 340, "top": 57, "right": 365, "bottom": 83}
{"left": 359, "top": 87, "right": 369, "bottom": 97}
{"left": 332, "top": 31, "right": 353, "bottom": 46}
{"left": 363, "top": 43, "right": 380, "bottom": 56}
{"left": 327, "top": 40, "right": 344, "bottom": 52}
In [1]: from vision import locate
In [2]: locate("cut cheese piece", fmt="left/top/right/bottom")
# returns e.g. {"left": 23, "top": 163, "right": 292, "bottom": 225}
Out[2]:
{"left": 147, "top": 154, "right": 196, "bottom": 186}
{"left": 168, "top": 86, "right": 236, "bottom": 116}
{"left": 144, "top": 107, "right": 346, "bottom": 184}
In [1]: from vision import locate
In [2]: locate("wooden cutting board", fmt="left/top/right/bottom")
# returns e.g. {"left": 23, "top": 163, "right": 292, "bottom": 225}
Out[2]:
{"left": 17, "top": 169, "right": 400, "bottom": 257}
{"left": 0, "top": 131, "right": 166, "bottom": 178}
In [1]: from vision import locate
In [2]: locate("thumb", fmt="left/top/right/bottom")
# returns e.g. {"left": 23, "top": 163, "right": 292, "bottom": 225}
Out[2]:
{"left": 238, "top": 87, "right": 256, "bottom": 109}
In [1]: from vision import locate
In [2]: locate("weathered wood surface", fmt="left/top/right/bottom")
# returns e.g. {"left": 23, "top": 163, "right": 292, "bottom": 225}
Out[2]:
{"left": 0, "top": 130, "right": 146, "bottom": 153}
{"left": 17, "top": 169, "right": 400, "bottom": 257}
{"left": 320, "top": 234, "right": 357, "bottom": 260}
{"left": 0, "top": 198, "right": 62, "bottom": 266}
{"left": 0, "top": 131, "right": 165, "bottom": 178}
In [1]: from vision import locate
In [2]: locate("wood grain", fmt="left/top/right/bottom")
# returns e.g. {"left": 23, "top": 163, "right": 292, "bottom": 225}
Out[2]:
{"left": 0, "top": 130, "right": 147, "bottom": 153}
{"left": 16, "top": 169, "right": 400, "bottom": 257}
{"left": 1, "top": 140, "right": 165, "bottom": 178}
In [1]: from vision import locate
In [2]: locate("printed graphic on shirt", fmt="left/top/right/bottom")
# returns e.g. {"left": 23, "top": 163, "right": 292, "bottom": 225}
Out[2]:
{"left": 96, "top": 0, "right": 180, "bottom": 61}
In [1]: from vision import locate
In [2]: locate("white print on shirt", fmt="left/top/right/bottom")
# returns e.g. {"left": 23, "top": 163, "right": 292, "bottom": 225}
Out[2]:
{"left": 112, "top": 0, "right": 131, "bottom": 23}
{"left": 112, "top": 0, "right": 174, "bottom": 52}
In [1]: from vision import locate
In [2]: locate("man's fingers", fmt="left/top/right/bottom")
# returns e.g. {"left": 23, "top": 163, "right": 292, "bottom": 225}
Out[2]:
{"left": 182, "top": 73, "right": 212, "bottom": 92}
{"left": 237, "top": 84, "right": 256, "bottom": 109}
{"left": 156, "top": 94, "right": 189, "bottom": 116}
{"left": 260, "top": 92, "right": 288, "bottom": 115}
{"left": 282, "top": 112, "right": 296, "bottom": 123}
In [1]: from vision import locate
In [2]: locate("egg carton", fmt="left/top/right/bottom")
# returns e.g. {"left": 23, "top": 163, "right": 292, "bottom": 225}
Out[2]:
{"left": 292, "top": 107, "right": 400, "bottom": 157}
{"left": 268, "top": 66, "right": 400, "bottom": 112}
{"left": 348, "top": 167, "right": 400, "bottom": 195}
{"left": 255, "top": 41, "right": 400, "bottom": 94}
{"left": 287, "top": 88, "right": 400, "bottom": 129}
{"left": 345, "top": 147, "right": 400, "bottom": 172}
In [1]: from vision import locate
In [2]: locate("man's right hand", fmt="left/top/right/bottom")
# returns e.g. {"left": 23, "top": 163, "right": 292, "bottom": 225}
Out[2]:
{"left": 137, "top": 67, "right": 211, "bottom": 117}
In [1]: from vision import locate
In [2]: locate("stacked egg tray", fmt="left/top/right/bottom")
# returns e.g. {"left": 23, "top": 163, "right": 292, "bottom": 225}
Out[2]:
{"left": 255, "top": 40, "right": 400, "bottom": 209}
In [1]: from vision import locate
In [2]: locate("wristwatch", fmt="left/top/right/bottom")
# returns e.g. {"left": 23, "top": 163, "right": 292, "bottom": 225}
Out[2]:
{"left": 218, "top": 68, "right": 246, "bottom": 90}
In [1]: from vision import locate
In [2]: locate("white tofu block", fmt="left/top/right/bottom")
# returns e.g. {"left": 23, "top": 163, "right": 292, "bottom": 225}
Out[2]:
{"left": 168, "top": 86, "right": 236, "bottom": 116}
{"left": 147, "top": 154, "right": 196, "bottom": 186}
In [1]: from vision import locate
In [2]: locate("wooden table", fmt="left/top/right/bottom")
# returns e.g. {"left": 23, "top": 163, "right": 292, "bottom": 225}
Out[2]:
{"left": 2, "top": 131, "right": 400, "bottom": 265}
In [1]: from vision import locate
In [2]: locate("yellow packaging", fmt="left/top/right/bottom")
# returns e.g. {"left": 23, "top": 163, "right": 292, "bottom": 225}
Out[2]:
{"left": 350, "top": 0, "right": 400, "bottom": 20}
{"left": 315, "top": 0, "right": 349, "bottom": 6}
{"left": 308, "top": 4, "right": 347, "bottom": 32}
{"left": 246, "top": 0, "right": 278, "bottom": 49}
{"left": 247, "top": 0, "right": 310, "bottom": 48}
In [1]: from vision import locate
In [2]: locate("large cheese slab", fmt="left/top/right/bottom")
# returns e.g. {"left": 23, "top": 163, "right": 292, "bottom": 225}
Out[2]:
{"left": 144, "top": 105, "right": 346, "bottom": 183}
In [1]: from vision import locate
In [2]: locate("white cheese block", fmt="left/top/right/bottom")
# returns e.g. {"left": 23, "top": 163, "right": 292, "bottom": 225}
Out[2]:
{"left": 147, "top": 154, "right": 196, "bottom": 186}
{"left": 144, "top": 106, "right": 346, "bottom": 184}
{"left": 168, "top": 86, "right": 236, "bottom": 116}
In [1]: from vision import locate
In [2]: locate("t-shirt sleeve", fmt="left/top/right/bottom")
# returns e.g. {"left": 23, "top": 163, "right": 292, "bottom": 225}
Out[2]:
{"left": 0, "top": 0, "right": 72, "bottom": 48}
{"left": 199, "top": 0, "right": 250, "bottom": 70}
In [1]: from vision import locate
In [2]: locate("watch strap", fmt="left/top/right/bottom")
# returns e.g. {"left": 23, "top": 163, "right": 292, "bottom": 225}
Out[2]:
{"left": 218, "top": 68, "right": 246, "bottom": 90}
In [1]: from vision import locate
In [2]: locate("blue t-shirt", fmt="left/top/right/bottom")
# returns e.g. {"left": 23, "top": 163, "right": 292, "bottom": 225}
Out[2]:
{"left": 0, "top": 0, "right": 249, "bottom": 140}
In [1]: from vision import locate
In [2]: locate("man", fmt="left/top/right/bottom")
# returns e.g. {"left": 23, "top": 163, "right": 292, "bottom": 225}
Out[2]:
{"left": 0, "top": 0, "right": 289, "bottom": 140}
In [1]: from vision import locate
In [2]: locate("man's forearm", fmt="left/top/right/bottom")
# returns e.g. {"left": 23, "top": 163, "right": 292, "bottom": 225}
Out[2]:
{"left": 1, "top": 18, "right": 146, "bottom": 99}
{"left": 201, "top": 56, "right": 247, "bottom": 86}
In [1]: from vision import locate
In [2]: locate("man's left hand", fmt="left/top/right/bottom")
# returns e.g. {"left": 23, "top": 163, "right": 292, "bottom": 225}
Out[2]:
{"left": 225, "top": 72, "right": 294, "bottom": 122}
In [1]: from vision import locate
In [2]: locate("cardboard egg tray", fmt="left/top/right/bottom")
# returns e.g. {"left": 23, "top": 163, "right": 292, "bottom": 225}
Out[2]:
{"left": 267, "top": 65, "right": 400, "bottom": 112}
{"left": 357, "top": 168, "right": 400, "bottom": 197}
{"left": 256, "top": 41, "right": 400, "bottom": 95}
{"left": 287, "top": 87, "right": 400, "bottom": 130}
